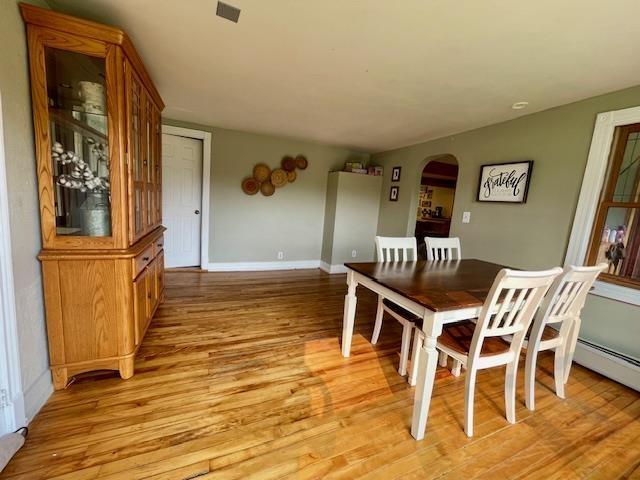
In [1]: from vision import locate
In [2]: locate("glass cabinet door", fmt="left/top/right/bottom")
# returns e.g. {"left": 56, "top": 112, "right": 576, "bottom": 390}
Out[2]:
{"left": 154, "top": 106, "right": 162, "bottom": 224}
{"left": 144, "top": 92, "right": 155, "bottom": 230}
{"left": 45, "top": 47, "right": 111, "bottom": 237}
{"left": 128, "top": 69, "right": 146, "bottom": 241}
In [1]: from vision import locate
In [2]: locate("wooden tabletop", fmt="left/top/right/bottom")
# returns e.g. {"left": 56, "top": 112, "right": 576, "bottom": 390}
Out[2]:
{"left": 344, "top": 259, "right": 508, "bottom": 312}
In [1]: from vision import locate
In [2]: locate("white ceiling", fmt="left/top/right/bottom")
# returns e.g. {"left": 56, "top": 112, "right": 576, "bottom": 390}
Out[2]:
{"left": 50, "top": 0, "right": 640, "bottom": 153}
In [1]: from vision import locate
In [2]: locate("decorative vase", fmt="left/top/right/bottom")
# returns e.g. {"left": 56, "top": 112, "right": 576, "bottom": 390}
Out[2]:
{"left": 80, "top": 193, "right": 111, "bottom": 236}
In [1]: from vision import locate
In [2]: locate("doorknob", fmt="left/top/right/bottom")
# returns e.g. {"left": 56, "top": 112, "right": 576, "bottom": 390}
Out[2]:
{"left": 194, "top": 209, "right": 200, "bottom": 215}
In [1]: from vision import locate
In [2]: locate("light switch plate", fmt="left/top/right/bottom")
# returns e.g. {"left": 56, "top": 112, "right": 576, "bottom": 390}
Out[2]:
{"left": 462, "top": 212, "right": 471, "bottom": 224}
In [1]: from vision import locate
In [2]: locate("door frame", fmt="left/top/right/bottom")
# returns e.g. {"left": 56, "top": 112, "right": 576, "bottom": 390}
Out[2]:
{"left": 161, "top": 125, "right": 212, "bottom": 268}
{"left": 0, "top": 90, "right": 26, "bottom": 434}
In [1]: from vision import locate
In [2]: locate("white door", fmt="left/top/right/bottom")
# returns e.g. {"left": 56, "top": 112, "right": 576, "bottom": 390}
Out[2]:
{"left": 162, "top": 134, "right": 203, "bottom": 268}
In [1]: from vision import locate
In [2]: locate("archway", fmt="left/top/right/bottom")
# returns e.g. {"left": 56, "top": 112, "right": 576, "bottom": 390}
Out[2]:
{"left": 414, "top": 155, "right": 459, "bottom": 258}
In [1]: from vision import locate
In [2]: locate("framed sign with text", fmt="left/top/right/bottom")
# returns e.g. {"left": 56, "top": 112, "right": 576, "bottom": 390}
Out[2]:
{"left": 476, "top": 160, "right": 533, "bottom": 203}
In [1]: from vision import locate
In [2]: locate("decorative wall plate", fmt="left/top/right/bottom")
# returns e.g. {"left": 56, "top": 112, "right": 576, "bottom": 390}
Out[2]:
{"left": 287, "top": 170, "right": 297, "bottom": 183}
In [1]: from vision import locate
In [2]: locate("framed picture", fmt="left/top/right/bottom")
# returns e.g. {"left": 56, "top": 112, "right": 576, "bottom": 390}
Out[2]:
{"left": 477, "top": 160, "right": 533, "bottom": 203}
{"left": 391, "top": 166, "right": 401, "bottom": 182}
{"left": 389, "top": 186, "right": 399, "bottom": 201}
{"left": 426, "top": 190, "right": 433, "bottom": 199}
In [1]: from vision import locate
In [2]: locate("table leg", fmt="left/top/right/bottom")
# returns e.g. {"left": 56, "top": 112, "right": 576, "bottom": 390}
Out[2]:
{"left": 341, "top": 270, "right": 358, "bottom": 357}
{"left": 411, "top": 311, "right": 441, "bottom": 440}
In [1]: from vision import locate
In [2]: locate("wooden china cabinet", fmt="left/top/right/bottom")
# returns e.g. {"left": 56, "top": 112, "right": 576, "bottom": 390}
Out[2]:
{"left": 21, "top": 4, "right": 165, "bottom": 389}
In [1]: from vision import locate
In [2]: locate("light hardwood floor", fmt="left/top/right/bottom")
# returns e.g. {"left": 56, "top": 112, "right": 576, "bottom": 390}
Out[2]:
{"left": 2, "top": 270, "right": 639, "bottom": 479}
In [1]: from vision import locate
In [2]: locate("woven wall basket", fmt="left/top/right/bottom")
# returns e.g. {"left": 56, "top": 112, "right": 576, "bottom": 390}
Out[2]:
{"left": 260, "top": 181, "right": 275, "bottom": 196}
{"left": 281, "top": 156, "right": 296, "bottom": 172}
{"left": 295, "top": 155, "right": 308, "bottom": 170}
{"left": 241, "top": 177, "right": 260, "bottom": 195}
{"left": 253, "top": 163, "right": 271, "bottom": 183}
{"left": 271, "top": 168, "right": 288, "bottom": 188}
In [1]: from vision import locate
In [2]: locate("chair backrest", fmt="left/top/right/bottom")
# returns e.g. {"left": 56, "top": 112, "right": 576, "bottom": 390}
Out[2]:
{"left": 535, "top": 263, "right": 606, "bottom": 329}
{"left": 425, "top": 236, "right": 462, "bottom": 260}
{"left": 469, "top": 267, "right": 563, "bottom": 362}
{"left": 375, "top": 236, "right": 418, "bottom": 262}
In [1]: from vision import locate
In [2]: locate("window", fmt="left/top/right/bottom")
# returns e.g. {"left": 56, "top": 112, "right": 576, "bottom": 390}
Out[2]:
{"left": 586, "top": 123, "right": 640, "bottom": 289}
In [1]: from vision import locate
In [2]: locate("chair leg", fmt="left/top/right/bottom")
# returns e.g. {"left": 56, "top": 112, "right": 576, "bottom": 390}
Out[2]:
{"left": 524, "top": 318, "right": 546, "bottom": 411}
{"left": 438, "top": 351, "right": 448, "bottom": 368}
{"left": 464, "top": 365, "right": 477, "bottom": 437}
{"left": 554, "top": 345, "right": 566, "bottom": 399}
{"left": 563, "top": 320, "right": 580, "bottom": 385}
{"left": 371, "top": 295, "right": 384, "bottom": 345}
{"left": 398, "top": 322, "right": 413, "bottom": 376}
{"left": 409, "top": 328, "right": 423, "bottom": 386}
{"left": 505, "top": 360, "right": 518, "bottom": 424}
{"left": 451, "top": 359, "right": 462, "bottom": 377}
{"left": 524, "top": 344, "right": 538, "bottom": 411}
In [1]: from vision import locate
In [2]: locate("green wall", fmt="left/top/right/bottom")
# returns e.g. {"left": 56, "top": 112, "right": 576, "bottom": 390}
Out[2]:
{"left": 321, "top": 172, "right": 382, "bottom": 266}
{"left": 373, "top": 85, "right": 640, "bottom": 360}
{"left": 163, "top": 119, "right": 369, "bottom": 264}
{"left": 1, "top": 0, "right": 53, "bottom": 420}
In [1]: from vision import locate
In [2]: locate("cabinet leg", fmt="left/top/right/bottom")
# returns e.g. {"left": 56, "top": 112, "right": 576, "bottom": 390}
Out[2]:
{"left": 119, "top": 357, "right": 135, "bottom": 379}
{"left": 51, "top": 367, "right": 69, "bottom": 390}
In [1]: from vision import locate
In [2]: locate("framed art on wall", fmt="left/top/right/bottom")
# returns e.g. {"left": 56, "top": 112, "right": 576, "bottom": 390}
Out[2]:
{"left": 392, "top": 166, "right": 401, "bottom": 182}
{"left": 390, "top": 186, "right": 399, "bottom": 201}
{"left": 477, "top": 160, "right": 533, "bottom": 203}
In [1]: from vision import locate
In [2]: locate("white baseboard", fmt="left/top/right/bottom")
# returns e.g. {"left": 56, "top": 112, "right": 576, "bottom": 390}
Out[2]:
{"left": 207, "top": 260, "right": 320, "bottom": 272}
{"left": 319, "top": 261, "right": 347, "bottom": 274}
{"left": 1, "top": 389, "right": 25, "bottom": 433}
{"left": 573, "top": 340, "right": 639, "bottom": 391}
{"left": 23, "top": 369, "right": 53, "bottom": 422}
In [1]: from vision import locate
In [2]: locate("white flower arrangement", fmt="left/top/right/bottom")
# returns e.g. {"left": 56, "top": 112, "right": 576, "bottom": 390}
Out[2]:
{"left": 52, "top": 140, "right": 110, "bottom": 193}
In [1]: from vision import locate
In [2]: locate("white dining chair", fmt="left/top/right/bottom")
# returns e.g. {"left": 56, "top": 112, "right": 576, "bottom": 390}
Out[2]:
{"left": 409, "top": 267, "right": 562, "bottom": 437}
{"left": 424, "top": 236, "right": 463, "bottom": 369}
{"left": 524, "top": 263, "right": 606, "bottom": 410}
{"left": 424, "top": 236, "right": 462, "bottom": 261}
{"left": 372, "top": 236, "right": 419, "bottom": 376}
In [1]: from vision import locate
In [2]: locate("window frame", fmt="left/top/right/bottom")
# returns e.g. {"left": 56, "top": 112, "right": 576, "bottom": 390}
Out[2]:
{"left": 585, "top": 124, "right": 640, "bottom": 289}
{"left": 565, "top": 106, "right": 640, "bottom": 306}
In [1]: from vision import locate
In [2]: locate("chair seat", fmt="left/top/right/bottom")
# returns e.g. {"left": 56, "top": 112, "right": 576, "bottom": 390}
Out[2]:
{"left": 540, "top": 326, "right": 559, "bottom": 341}
{"left": 524, "top": 325, "right": 560, "bottom": 342}
{"left": 437, "top": 320, "right": 511, "bottom": 357}
{"left": 382, "top": 299, "right": 420, "bottom": 321}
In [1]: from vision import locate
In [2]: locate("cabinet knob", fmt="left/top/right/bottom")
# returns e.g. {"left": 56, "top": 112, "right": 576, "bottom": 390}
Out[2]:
{"left": 194, "top": 209, "right": 200, "bottom": 215}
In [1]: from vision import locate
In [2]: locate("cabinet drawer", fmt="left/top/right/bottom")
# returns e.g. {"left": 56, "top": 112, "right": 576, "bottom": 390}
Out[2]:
{"left": 133, "top": 244, "right": 154, "bottom": 278}
{"left": 153, "top": 234, "right": 164, "bottom": 257}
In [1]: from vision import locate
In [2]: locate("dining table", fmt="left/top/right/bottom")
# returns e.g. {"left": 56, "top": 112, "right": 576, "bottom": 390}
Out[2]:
{"left": 341, "top": 258, "right": 509, "bottom": 440}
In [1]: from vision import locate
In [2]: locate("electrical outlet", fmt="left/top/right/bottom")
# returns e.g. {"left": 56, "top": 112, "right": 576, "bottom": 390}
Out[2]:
{"left": 277, "top": 251, "right": 284, "bottom": 260}
{"left": 351, "top": 249, "right": 357, "bottom": 258}
{"left": 462, "top": 211, "right": 471, "bottom": 224}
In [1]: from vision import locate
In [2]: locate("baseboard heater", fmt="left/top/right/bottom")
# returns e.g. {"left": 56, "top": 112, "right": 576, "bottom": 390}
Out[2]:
{"left": 573, "top": 339, "right": 640, "bottom": 392}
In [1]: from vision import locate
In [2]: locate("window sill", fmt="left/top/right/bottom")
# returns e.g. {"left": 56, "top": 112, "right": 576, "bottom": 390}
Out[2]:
{"left": 590, "top": 280, "right": 640, "bottom": 306}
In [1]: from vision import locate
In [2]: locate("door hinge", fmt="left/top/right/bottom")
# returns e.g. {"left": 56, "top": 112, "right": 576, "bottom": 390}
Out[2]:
{"left": 0, "top": 389, "right": 9, "bottom": 409}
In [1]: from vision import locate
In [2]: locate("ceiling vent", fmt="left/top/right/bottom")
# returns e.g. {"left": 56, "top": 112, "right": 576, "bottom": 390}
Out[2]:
{"left": 216, "top": 1, "right": 241, "bottom": 23}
